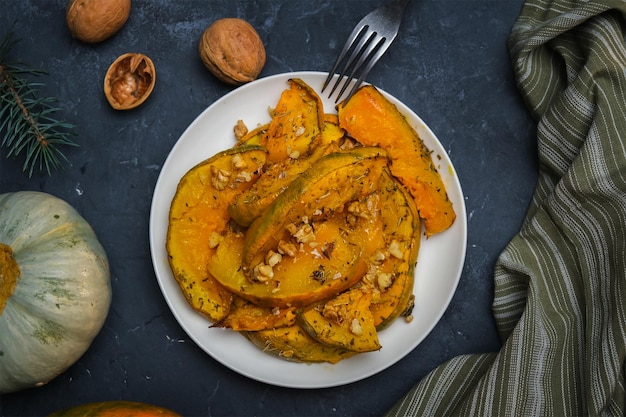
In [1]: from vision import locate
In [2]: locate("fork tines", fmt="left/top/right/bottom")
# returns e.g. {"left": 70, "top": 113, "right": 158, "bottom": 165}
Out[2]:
{"left": 323, "top": 26, "right": 386, "bottom": 103}
{"left": 322, "top": 0, "right": 410, "bottom": 104}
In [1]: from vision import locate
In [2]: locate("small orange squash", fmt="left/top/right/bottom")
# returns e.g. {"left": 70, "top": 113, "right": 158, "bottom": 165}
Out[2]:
{"left": 48, "top": 400, "right": 181, "bottom": 417}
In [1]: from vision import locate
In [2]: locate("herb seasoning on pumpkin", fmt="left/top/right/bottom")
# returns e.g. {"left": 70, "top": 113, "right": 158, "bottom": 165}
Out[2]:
{"left": 166, "top": 78, "right": 451, "bottom": 363}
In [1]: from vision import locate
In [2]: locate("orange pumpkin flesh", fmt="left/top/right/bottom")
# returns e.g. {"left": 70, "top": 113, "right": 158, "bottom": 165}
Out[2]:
{"left": 337, "top": 85, "right": 456, "bottom": 236}
{"left": 48, "top": 400, "right": 181, "bottom": 417}
{"left": 166, "top": 145, "right": 267, "bottom": 321}
{"left": 164, "top": 79, "right": 454, "bottom": 363}
{"left": 259, "top": 78, "right": 324, "bottom": 162}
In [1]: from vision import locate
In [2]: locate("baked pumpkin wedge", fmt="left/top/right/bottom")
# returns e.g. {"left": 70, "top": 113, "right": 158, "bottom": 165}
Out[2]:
{"left": 228, "top": 140, "right": 343, "bottom": 228}
{"left": 298, "top": 286, "right": 381, "bottom": 353}
{"left": 260, "top": 78, "right": 325, "bottom": 163}
{"left": 244, "top": 324, "right": 356, "bottom": 363}
{"left": 229, "top": 114, "right": 348, "bottom": 227}
{"left": 242, "top": 146, "right": 388, "bottom": 276}
{"left": 211, "top": 296, "right": 297, "bottom": 331}
{"left": 337, "top": 85, "right": 455, "bottom": 236}
{"left": 364, "top": 169, "right": 420, "bottom": 330}
{"left": 207, "top": 211, "right": 374, "bottom": 308}
{"left": 166, "top": 145, "right": 267, "bottom": 321}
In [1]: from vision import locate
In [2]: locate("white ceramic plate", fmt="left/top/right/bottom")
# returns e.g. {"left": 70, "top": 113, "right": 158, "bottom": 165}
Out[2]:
{"left": 149, "top": 71, "right": 467, "bottom": 389}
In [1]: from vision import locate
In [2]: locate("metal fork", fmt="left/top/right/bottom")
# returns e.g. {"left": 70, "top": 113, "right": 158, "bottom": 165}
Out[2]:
{"left": 322, "top": 0, "right": 411, "bottom": 103}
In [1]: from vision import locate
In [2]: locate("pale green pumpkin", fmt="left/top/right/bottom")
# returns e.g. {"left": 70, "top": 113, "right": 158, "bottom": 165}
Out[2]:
{"left": 0, "top": 191, "right": 111, "bottom": 394}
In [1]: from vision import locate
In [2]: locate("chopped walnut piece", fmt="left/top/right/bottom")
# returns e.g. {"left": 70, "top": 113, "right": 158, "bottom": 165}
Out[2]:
{"left": 339, "top": 137, "right": 357, "bottom": 150}
{"left": 322, "top": 304, "right": 341, "bottom": 323}
{"left": 294, "top": 126, "right": 305, "bottom": 136}
{"left": 377, "top": 272, "right": 393, "bottom": 291}
{"left": 234, "top": 119, "right": 248, "bottom": 140}
{"left": 235, "top": 170, "right": 252, "bottom": 183}
{"left": 370, "top": 249, "right": 386, "bottom": 264}
{"left": 347, "top": 214, "right": 357, "bottom": 228}
{"left": 362, "top": 270, "right": 376, "bottom": 286}
{"left": 349, "top": 318, "right": 363, "bottom": 335}
{"left": 208, "top": 232, "right": 222, "bottom": 249}
{"left": 347, "top": 201, "right": 370, "bottom": 219}
{"left": 285, "top": 223, "right": 298, "bottom": 235}
{"left": 252, "top": 263, "right": 273, "bottom": 282}
{"left": 277, "top": 240, "right": 297, "bottom": 257}
{"left": 210, "top": 165, "right": 231, "bottom": 190}
{"left": 265, "top": 250, "right": 282, "bottom": 267}
{"left": 388, "top": 239, "right": 404, "bottom": 259}
{"left": 292, "top": 223, "right": 315, "bottom": 243}
{"left": 231, "top": 153, "right": 247, "bottom": 169}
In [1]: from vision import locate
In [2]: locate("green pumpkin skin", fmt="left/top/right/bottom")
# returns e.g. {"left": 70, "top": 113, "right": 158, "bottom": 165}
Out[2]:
{"left": 0, "top": 191, "right": 111, "bottom": 394}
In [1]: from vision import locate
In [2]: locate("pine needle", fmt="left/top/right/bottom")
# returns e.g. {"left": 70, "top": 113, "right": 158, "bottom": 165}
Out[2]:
{"left": 0, "top": 24, "right": 77, "bottom": 177}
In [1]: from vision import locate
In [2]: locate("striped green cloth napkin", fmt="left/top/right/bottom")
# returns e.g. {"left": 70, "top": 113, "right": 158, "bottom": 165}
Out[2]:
{"left": 386, "top": 0, "right": 626, "bottom": 415}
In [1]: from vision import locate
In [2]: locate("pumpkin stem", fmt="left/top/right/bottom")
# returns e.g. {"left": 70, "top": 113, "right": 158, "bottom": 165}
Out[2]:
{"left": 0, "top": 243, "right": 20, "bottom": 315}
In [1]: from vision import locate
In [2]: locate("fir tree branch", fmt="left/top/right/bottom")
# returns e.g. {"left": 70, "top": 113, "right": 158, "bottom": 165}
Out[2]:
{"left": 0, "top": 24, "right": 77, "bottom": 177}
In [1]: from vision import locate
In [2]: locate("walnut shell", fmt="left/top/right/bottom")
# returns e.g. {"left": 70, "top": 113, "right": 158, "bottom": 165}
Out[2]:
{"left": 104, "top": 53, "right": 155, "bottom": 110}
{"left": 199, "top": 18, "right": 266, "bottom": 85}
{"left": 66, "top": 0, "right": 131, "bottom": 43}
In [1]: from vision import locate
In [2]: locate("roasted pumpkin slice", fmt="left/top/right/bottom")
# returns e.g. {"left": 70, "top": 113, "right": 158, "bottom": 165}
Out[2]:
{"left": 228, "top": 140, "right": 342, "bottom": 227}
{"left": 208, "top": 211, "right": 373, "bottom": 308}
{"left": 260, "top": 78, "right": 324, "bottom": 162}
{"left": 166, "top": 145, "right": 267, "bottom": 321}
{"left": 229, "top": 98, "right": 348, "bottom": 228}
{"left": 242, "top": 146, "right": 388, "bottom": 275}
{"left": 211, "top": 296, "right": 296, "bottom": 331}
{"left": 364, "top": 169, "right": 420, "bottom": 330}
{"left": 337, "top": 85, "right": 456, "bottom": 236}
{"left": 298, "top": 287, "right": 381, "bottom": 353}
{"left": 245, "top": 324, "right": 355, "bottom": 363}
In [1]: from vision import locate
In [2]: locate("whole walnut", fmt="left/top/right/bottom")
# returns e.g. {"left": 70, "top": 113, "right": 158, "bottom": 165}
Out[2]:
{"left": 66, "top": 0, "right": 131, "bottom": 43}
{"left": 199, "top": 18, "right": 266, "bottom": 85}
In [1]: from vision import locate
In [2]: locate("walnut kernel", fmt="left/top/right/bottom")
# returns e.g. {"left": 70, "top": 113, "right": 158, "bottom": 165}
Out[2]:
{"left": 104, "top": 53, "right": 156, "bottom": 110}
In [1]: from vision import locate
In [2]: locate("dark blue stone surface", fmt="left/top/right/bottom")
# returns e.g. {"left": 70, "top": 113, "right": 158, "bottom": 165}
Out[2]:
{"left": 0, "top": 1, "right": 537, "bottom": 416}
